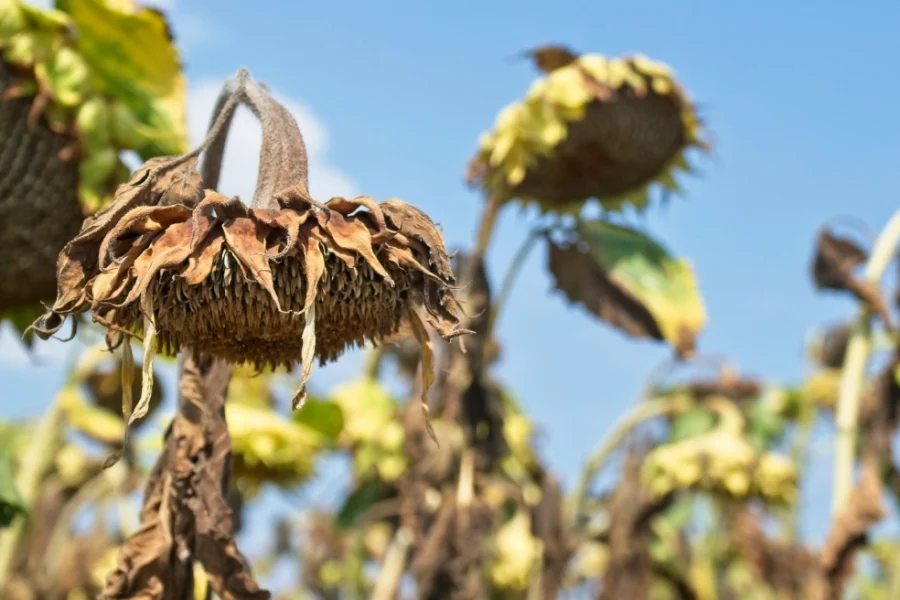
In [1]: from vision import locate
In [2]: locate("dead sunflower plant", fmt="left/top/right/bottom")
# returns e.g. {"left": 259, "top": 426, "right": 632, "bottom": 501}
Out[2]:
{"left": 29, "top": 68, "right": 465, "bottom": 597}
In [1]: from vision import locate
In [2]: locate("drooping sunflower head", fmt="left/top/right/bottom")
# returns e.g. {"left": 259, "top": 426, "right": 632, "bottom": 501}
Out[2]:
{"left": 32, "top": 68, "right": 466, "bottom": 431}
{"left": 467, "top": 50, "right": 710, "bottom": 214}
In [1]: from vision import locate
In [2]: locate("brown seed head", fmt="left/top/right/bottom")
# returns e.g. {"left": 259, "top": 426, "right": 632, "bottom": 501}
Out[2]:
{"left": 34, "top": 186, "right": 464, "bottom": 371}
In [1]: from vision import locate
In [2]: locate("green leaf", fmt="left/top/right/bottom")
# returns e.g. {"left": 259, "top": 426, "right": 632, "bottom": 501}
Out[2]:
{"left": 669, "top": 407, "right": 716, "bottom": 442}
{"left": 336, "top": 478, "right": 385, "bottom": 530}
{"left": 548, "top": 220, "right": 706, "bottom": 357}
{"left": 18, "top": 1, "right": 70, "bottom": 30}
{"left": 0, "top": 453, "right": 26, "bottom": 528}
{"left": 0, "top": 1, "right": 26, "bottom": 39}
{"left": 36, "top": 46, "right": 91, "bottom": 107}
{"left": 58, "top": 0, "right": 188, "bottom": 156}
{"left": 293, "top": 398, "right": 344, "bottom": 441}
{"left": 746, "top": 401, "right": 786, "bottom": 450}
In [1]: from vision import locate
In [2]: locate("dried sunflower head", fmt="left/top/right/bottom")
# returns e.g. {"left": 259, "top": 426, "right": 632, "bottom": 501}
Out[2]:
{"left": 32, "top": 68, "right": 465, "bottom": 438}
{"left": 467, "top": 51, "right": 709, "bottom": 214}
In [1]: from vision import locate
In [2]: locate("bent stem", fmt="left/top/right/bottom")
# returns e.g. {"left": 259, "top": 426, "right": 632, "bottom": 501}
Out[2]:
{"left": 831, "top": 208, "right": 900, "bottom": 515}
{"left": 484, "top": 228, "right": 546, "bottom": 340}
{"left": 371, "top": 527, "right": 413, "bottom": 600}
{"left": 565, "top": 393, "right": 693, "bottom": 526}
{"left": 473, "top": 194, "right": 503, "bottom": 260}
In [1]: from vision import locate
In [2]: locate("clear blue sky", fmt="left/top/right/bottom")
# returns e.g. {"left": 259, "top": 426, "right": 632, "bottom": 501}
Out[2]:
{"left": 3, "top": 0, "right": 900, "bottom": 575}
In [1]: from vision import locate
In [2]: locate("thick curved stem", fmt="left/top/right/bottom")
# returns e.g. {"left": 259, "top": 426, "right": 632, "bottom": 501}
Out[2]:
{"left": 831, "top": 208, "right": 900, "bottom": 515}
{"left": 200, "top": 75, "right": 243, "bottom": 190}
{"left": 197, "top": 69, "right": 310, "bottom": 209}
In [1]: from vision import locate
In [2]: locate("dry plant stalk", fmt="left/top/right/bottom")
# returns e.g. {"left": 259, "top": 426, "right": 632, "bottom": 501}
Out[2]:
{"left": 102, "top": 354, "right": 267, "bottom": 599}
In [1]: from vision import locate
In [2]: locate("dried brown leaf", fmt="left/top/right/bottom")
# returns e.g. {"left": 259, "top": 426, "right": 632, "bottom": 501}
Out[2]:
{"left": 812, "top": 230, "right": 891, "bottom": 324}
{"left": 521, "top": 44, "right": 580, "bottom": 73}
{"left": 549, "top": 241, "right": 662, "bottom": 341}
{"left": 102, "top": 356, "right": 269, "bottom": 599}
{"left": 300, "top": 227, "right": 326, "bottom": 312}
{"left": 820, "top": 460, "right": 886, "bottom": 596}
{"left": 249, "top": 207, "right": 311, "bottom": 258}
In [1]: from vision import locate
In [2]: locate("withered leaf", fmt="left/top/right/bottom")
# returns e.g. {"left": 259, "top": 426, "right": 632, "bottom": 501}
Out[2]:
{"left": 820, "top": 459, "right": 886, "bottom": 592}
{"left": 300, "top": 226, "right": 325, "bottom": 312}
{"left": 811, "top": 229, "right": 891, "bottom": 325}
{"left": 548, "top": 220, "right": 706, "bottom": 358}
{"left": 407, "top": 304, "right": 438, "bottom": 444}
{"left": 250, "top": 207, "right": 311, "bottom": 258}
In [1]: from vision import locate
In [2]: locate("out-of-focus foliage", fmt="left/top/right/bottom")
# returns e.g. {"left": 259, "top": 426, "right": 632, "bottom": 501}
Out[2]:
{"left": 0, "top": 25, "right": 896, "bottom": 600}
{"left": 1, "top": 0, "right": 187, "bottom": 212}
{"left": 0, "top": 454, "right": 25, "bottom": 528}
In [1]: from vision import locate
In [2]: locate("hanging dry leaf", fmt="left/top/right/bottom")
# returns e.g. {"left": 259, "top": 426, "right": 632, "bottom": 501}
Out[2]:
{"left": 811, "top": 229, "right": 891, "bottom": 324}
{"left": 548, "top": 220, "right": 706, "bottom": 357}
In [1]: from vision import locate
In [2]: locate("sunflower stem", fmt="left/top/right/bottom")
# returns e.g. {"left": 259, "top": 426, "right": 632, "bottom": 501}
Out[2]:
{"left": 371, "top": 527, "right": 413, "bottom": 600}
{"left": 485, "top": 228, "right": 546, "bottom": 340}
{"left": 831, "top": 208, "right": 900, "bottom": 516}
{"left": 565, "top": 394, "right": 693, "bottom": 527}
{"left": 473, "top": 194, "right": 502, "bottom": 260}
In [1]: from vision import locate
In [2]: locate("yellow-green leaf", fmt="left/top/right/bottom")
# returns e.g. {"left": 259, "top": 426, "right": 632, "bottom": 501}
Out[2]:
{"left": 18, "top": 1, "right": 70, "bottom": 30}
{"left": 58, "top": 0, "right": 187, "bottom": 156}
{"left": 36, "top": 46, "right": 91, "bottom": 106}
{"left": 293, "top": 398, "right": 344, "bottom": 441}
{"left": 547, "top": 220, "right": 706, "bottom": 356}
{"left": 0, "top": 1, "right": 26, "bottom": 39}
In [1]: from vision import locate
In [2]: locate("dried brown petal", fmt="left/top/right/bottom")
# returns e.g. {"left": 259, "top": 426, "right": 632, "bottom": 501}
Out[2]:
{"left": 182, "top": 233, "right": 225, "bottom": 285}
{"left": 318, "top": 211, "right": 392, "bottom": 283}
{"left": 382, "top": 198, "right": 454, "bottom": 281}
{"left": 222, "top": 217, "right": 282, "bottom": 309}
{"left": 325, "top": 195, "right": 387, "bottom": 231}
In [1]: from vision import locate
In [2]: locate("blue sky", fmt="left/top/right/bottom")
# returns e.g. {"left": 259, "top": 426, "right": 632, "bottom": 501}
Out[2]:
{"left": 3, "top": 0, "right": 900, "bottom": 570}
